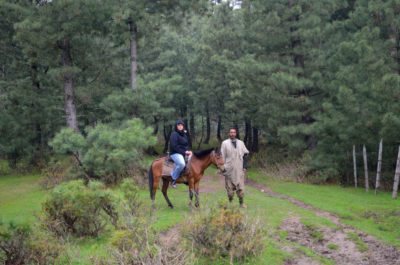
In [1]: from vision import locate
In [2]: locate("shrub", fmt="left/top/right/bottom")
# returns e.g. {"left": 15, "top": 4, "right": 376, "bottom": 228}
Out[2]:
{"left": 0, "top": 221, "right": 64, "bottom": 265}
{"left": 92, "top": 182, "right": 192, "bottom": 265}
{"left": 41, "top": 180, "right": 118, "bottom": 238}
{"left": 27, "top": 230, "right": 65, "bottom": 264}
{"left": 40, "top": 156, "right": 77, "bottom": 189}
{"left": 50, "top": 118, "right": 156, "bottom": 184}
{"left": 120, "top": 178, "right": 143, "bottom": 217}
{"left": 0, "top": 221, "right": 31, "bottom": 265}
{"left": 182, "top": 202, "right": 265, "bottom": 263}
{"left": 0, "top": 160, "right": 11, "bottom": 175}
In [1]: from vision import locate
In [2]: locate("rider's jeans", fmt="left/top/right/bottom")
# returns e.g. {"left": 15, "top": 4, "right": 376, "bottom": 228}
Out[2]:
{"left": 171, "top": 153, "right": 185, "bottom": 181}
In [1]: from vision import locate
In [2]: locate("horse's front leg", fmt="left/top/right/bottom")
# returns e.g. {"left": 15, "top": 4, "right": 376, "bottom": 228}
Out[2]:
{"left": 194, "top": 181, "right": 200, "bottom": 208}
{"left": 188, "top": 178, "right": 195, "bottom": 208}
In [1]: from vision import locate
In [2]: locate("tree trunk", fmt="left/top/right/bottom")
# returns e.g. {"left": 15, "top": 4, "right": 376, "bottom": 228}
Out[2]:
{"left": 353, "top": 145, "right": 357, "bottom": 188}
{"left": 197, "top": 115, "right": 205, "bottom": 150}
{"left": 30, "top": 62, "right": 45, "bottom": 161}
{"left": 128, "top": 18, "right": 137, "bottom": 91}
{"left": 363, "top": 145, "right": 369, "bottom": 192}
{"left": 234, "top": 123, "right": 240, "bottom": 139}
{"left": 252, "top": 127, "right": 259, "bottom": 153}
{"left": 392, "top": 146, "right": 400, "bottom": 199}
{"left": 153, "top": 116, "right": 159, "bottom": 135}
{"left": 217, "top": 115, "right": 222, "bottom": 143}
{"left": 288, "top": 0, "right": 317, "bottom": 150}
{"left": 375, "top": 139, "right": 383, "bottom": 194}
{"left": 190, "top": 112, "right": 195, "bottom": 142}
{"left": 244, "top": 119, "right": 252, "bottom": 151}
{"left": 60, "top": 38, "right": 79, "bottom": 132}
{"left": 163, "top": 124, "right": 172, "bottom": 154}
{"left": 396, "top": 34, "right": 400, "bottom": 74}
{"left": 288, "top": 0, "right": 304, "bottom": 70}
{"left": 204, "top": 105, "right": 211, "bottom": 144}
{"left": 183, "top": 117, "right": 192, "bottom": 149}
{"left": 243, "top": 121, "right": 248, "bottom": 144}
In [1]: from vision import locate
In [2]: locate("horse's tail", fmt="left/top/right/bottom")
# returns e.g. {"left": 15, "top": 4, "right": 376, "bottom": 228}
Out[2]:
{"left": 148, "top": 162, "right": 154, "bottom": 200}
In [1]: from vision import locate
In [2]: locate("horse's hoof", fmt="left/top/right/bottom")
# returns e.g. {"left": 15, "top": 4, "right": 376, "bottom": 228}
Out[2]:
{"left": 168, "top": 204, "right": 174, "bottom": 209}
{"left": 195, "top": 203, "right": 200, "bottom": 208}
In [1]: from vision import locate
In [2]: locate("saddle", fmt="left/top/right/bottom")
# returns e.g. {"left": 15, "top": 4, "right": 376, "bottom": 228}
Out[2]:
{"left": 162, "top": 156, "right": 190, "bottom": 181}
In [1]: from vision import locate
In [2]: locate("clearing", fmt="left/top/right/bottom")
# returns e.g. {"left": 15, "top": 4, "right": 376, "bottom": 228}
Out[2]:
{"left": 1, "top": 168, "right": 399, "bottom": 264}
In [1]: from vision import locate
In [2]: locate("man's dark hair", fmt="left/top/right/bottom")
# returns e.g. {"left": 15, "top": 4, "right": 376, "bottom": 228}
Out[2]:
{"left": 229, "top": 127, "right": 238, "bottom": 133}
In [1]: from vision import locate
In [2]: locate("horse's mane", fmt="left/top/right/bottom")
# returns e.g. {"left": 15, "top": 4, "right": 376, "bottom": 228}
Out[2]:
{"left": 193, "top": 148, "right": 215, "bottom": 158}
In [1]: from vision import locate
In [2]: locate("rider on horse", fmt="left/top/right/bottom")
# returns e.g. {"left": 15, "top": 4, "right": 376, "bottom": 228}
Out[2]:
{"left": 169, "top": 120, "right": 192, "bottom": 188}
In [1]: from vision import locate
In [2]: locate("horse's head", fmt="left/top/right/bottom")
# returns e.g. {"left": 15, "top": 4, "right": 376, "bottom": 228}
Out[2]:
{"left": 211, "top": 148, "right": 225, "bottom": 172}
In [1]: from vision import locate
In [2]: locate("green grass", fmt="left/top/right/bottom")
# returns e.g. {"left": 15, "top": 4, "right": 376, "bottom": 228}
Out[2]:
{"left": 296, "top": 245, "right": 335, "bottom": 265}
{"left": 247, "top": 169, "right": 400, "bottom": 248}
{"left": 2, "top": 167, "right": 400, "bottom": 264}
{"left": 347, "top": 232, "right": 368, "bottom": 252}
{"left": 0, "top": 174, "right": 46, "bottom": 224}
{"left": 0, "top": 172, "right": 335, "bottom": 264}
{"left": 327, "top": 243, "right": 339, "bottom": 250}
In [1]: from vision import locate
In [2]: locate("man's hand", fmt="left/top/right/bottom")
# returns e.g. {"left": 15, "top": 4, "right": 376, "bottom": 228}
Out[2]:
{"left": 185, "top": 150, "right": 193, "bottom": 156}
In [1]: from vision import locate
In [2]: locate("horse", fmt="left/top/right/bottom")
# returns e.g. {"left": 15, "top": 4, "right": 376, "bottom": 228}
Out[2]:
{"left": 148, "top": 148, "right": 224, "bottom": 208}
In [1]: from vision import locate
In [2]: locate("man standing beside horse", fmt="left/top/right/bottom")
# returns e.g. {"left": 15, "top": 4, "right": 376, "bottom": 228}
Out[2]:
{"left": 221, "top": 127, "right": 249, "bottom": 208}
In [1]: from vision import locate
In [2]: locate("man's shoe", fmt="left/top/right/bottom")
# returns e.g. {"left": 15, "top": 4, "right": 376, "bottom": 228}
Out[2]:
{"left": 171, "top": 180, "right": 177, "bottom": 188}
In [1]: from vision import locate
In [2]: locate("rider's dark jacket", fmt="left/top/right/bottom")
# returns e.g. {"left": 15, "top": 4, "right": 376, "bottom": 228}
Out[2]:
{"left": 169, "top": 129, "right": 189, "bottom": 156}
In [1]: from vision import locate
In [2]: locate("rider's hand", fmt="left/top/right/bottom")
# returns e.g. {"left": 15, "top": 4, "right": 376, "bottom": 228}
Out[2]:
{"left": 185, "top": 150, "right": 192, "bottom": 156}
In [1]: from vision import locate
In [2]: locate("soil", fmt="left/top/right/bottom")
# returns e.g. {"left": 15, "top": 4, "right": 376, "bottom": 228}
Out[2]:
{"left": 246, "top": 179, "right": 400, "bottom": 265}
{"left": 158, "top": 176, "right": 400, "bottom": 265}
{"left": 159, "top": 225, "right": 181, "bottom": 247}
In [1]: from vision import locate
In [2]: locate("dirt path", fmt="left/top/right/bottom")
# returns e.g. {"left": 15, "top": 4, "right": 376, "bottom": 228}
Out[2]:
{"left": 199, "top": 174, "right": 225, "bottom": 193}
{"left": 159, "top": 224, "right": 181, "bottom": 247}
{"left": 159, "top": 175, "right": 400, "bottom": 264}
{"left": 247, "top": 179, "right": 400, "bottom": 265}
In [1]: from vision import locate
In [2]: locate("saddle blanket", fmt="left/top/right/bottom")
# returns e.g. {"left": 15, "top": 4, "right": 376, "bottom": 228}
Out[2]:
{"left": 161, "top": 159, "right": 175, "bottom": 177}
{"left": 161, "top": 157, "right": 190, "bottom": 178}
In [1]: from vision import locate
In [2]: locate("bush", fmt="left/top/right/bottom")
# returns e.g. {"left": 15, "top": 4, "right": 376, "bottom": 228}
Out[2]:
{"left": 41, "top": 180, "right": 118, "bottom": 238}
{"left": 26, "top": 230, "right": 65, "bottom": 264}
{"left": 120, "top": 178, "right": 143, "bottom": 216}
{"left": 0, "top": 160, "right": 11, "bottom": 175}
{"left": 0, "top": 221, "right": 31, "bottom": 265}
{"left": 40, "top": 156, "right": 77, "bottom": 189}
{"left": 0, "top": 221, "right": 64, "bottom": 265}
{"left": 182, "top": 202, "right": 265, "bottom": 263}
{"left": 92, "top": 181, "right": 192, "bottom": 265}
{"left": 50, "top": 118, "right": 156, "bottom": 184}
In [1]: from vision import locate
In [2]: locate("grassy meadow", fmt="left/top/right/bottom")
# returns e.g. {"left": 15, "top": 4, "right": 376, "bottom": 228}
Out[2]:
{"left": 1, "top": 167, "right": 399, "bottom": 264}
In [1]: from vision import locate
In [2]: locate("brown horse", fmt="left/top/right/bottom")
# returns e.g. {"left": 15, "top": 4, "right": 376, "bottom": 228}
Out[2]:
{"left": 148, "top": 148, "right": 224, "bottom": 208}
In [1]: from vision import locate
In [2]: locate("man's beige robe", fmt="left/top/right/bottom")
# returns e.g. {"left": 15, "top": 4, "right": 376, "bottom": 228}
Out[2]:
{"left": 221, "top": 138, "right": 249, "bottom": 196}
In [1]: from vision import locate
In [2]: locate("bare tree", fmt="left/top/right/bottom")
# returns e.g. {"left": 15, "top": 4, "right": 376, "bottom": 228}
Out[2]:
{"left": 59, "top": 38, "right": 79, "bottom": 132}
{"left": 375, "top": 139, "right": 383, "bottom": 194}
{"left": 392, "top": 146, "right": 400, "bottom": 199}
{"left": 353, "top": 145, "right": 357, "bottom": 188}
{"left": 363, "top": 145, "right": 369, "bottom": 192}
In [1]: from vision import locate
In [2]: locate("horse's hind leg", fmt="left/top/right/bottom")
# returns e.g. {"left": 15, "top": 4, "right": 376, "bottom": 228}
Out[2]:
{"left": 162, "top": 178, "right": 174, "bottom": 209}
